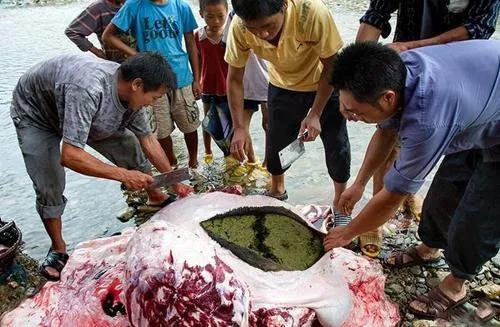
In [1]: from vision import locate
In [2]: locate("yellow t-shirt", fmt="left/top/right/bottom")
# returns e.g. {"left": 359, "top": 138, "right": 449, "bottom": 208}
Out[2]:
{"left": 224, "top": 0, "right": 343, "bottom": 92}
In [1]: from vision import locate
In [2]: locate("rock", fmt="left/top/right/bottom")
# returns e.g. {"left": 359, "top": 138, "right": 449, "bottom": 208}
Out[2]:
{"left": 8, "top": 281, "right": 18, "bottom": 289}
{"left": 427, "top": 277, "right": 440, "bottom": 288}
{"left": 492, "top": 252, "right": 500, "bottom": 269}
{"left": 485, "top": 271, "right": 492, "bottom": 280}
{"left": 413, "top": 320, "right": 436, "bottom": 327}
{"left": 410, "top": 266, "right": 422, "bottom": 275}
{"left": 481, "top": 279, "right": 488, "bottom": 286}
{"left": 117, "top": 206, "right": 136, "bottom": 222}
{"left": 405, "top": 313, "right": 415, "bottom": 321}
{"left": 417, "top": 287, "right": 427, "bottom": 295}
{"left": 416, "top": 277, "right": 426, "bottom": 284}
{"left": 387, "top": 283, "right": 404, "bottom": 295}
{"left": 405, "top": 286, "right": 416, "bottom": 294}
{"left": 470, "top": 281, "right": 478, "bottom": 289}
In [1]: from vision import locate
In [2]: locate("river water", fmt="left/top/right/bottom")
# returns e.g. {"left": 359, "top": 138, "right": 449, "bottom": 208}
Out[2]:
{"left": 0, "top": 0, "right": 498, "bottom": 260}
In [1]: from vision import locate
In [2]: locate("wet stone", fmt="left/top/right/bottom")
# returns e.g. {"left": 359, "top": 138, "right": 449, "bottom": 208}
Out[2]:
{"left": 410, "top": 266, "right": 422, "bottom": 275}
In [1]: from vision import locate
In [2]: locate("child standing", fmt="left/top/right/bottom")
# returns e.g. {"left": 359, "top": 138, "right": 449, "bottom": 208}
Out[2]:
{"left": 195, "top": 0, "right": 229, "bottom": 165}
{"left": 103, "top": 0, "right": 201, "bottom": 168}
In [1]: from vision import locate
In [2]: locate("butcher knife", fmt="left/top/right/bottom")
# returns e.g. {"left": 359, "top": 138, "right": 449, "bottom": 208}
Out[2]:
{"left": 150, "top": 168, "right": 191, "bottom": 189}
{"left": 278, "top": 131, "right": 308, "bottom": 170}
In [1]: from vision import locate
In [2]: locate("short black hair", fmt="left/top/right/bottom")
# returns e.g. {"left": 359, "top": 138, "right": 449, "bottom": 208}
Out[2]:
{"left": 231, "top": 0, "right": 284, "bottom": 20}
{"left": 119, "top": 52, "right": 177, "bottom": 92}
{"left": 199, "top": 0, "right": 228, "bottom": 11}
{"left": 331, "top": 42, "right": 407, "bottom": 105}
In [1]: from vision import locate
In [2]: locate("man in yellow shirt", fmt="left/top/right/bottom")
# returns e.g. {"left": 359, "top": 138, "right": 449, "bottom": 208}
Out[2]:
{"left": 225, "top": 0, "right": 351, "bottom": 225}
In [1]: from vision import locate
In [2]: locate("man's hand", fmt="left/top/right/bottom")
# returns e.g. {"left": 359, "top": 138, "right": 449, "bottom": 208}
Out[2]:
{"left": 323, "top": 226, "right": 356, "bottom": 252}
{"left": 299, "top": 112, "right": 321, "bottom": 141}
{"left": 121, "top": 170, "right": 154, "bottom": 190}
{"left": 192, "top": 80, "right": 202, "bottom": 100}
{"left": 387, "top": 42, "right": 412, "bottom": 53}
{"left": 89, "top": 46, "right": 106, "bottom": 59}
{"left": 230, "top": 127, "right": 249, "bottom": 161}
{"left": 338, "top": 183, "right": 365, "bottom": 215}
{"left": 172, "top": 183, "right": 194, "bottom": 197}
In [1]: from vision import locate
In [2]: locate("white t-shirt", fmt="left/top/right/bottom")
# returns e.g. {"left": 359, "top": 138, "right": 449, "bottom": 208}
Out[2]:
{"left": 223, "top": 12, "right": 269, "bottom": 102}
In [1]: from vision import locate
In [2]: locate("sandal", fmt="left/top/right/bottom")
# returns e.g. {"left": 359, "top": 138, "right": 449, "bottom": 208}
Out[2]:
{"left": 359, "top": 229, "right": 383, "bottom": 258}
{"left": 383, "top": 245, "right": 441, "bottom": 268}
{"left": 475, "top": 300, "right": 497, "bottom": 323}
{"left": 40, "top": 249, "right": 69, "bottom": 281}
{"left": 409, "top": 286, "right": 470, "bottom": 319}
{"left": 263, "top": 190, "right": 288, "bottom": 201}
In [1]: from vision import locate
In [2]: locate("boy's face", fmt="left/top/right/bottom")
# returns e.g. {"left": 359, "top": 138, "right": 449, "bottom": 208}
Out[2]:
{"left": 128, "top": 80, "right": 167, "bottom": 110}
{"left": 338, "top": 89, "right": 399, "bottom": 124}
{"left": 200, "top": 4, "right": 228, "bottom": 30}
{"left": 241, "top": 6, "right": 286, "bottom": 42}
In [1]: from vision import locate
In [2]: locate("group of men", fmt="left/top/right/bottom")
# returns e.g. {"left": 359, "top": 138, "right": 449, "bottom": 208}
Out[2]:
{"left": 11, "top": 0, "right": 500, "bottom": 320}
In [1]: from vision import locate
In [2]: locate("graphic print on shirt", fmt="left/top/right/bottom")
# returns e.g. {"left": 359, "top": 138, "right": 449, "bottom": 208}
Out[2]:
{"left": 142, "top": 16, "right": 179, "bottom": 43}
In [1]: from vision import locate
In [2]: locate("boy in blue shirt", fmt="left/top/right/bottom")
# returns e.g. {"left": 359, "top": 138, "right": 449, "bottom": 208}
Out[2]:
{"left": 103, "top": 0, "right": 201, "bottom": 168}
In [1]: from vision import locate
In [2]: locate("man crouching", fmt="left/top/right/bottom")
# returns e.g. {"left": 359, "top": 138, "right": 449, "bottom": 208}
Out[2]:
{"left": 11, "top": 52, "right": 193, "bottom": 280}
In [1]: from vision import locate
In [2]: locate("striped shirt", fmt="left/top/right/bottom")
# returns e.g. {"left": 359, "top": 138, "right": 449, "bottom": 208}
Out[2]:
{"left": 65, "top": 0, "right": 135, "bottom": 63}
{"left": 360, "top": 0, "right": 500, "bottom": 41}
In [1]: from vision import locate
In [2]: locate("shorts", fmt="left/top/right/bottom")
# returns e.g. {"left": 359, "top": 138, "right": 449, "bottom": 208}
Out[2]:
{"left": 12, "top": 115, "right": 150, "bottom": 219}
{"left": 201, "top": 94, "right": 227, "bottom": 105}
{"left": 149, "top": 85, "right": 201, "bottom": 139}
{"left": 243, "top": 99, "right": 261, "bottom": 112}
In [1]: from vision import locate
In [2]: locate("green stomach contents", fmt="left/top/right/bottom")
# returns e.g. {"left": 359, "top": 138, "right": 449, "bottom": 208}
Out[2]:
{"left": 200, "top": 207, "right": 325, "bottom": 271}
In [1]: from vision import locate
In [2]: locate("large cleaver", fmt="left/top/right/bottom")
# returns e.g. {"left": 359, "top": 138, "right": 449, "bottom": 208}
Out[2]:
{"left": 150, "top": 167, "right": 191, "bottom": 189}
{"left": 278, "top": 131, "right": 307, "bottom": 170}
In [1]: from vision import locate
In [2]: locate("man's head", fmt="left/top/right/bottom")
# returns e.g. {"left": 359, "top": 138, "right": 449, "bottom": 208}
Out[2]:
{"left": 118, "top": 52, "right": 176, "bottom": 110}
{"left": 231, "top": 0, "right": 286, "bottom": 41}
{"left": 199, "top": 0, "right": 228, "bottom": 30}
{"left": 331, "top": 42, "right": 407, "bottom": 124}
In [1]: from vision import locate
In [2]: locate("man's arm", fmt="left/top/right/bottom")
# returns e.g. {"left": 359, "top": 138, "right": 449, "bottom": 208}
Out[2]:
{"left": 184, "top": 32, "right": 201, "bottom": 99}
{"left": 227, "top": 65, "right": 248, "bottom": 161}
{"left": 138, "top": 133, "right": 194, "bottom": 196}
{"left": 324, "top": 188, "right": 406, "bottom": 250}
{"left": 102, "top": 23, "right": 137, "bottom": 57}
{"left": 65, "top": 8, "right": 106, "bottom": 58}
{"left": 389, "top": 26, "right": 470, "bottom": 52}
{"left": 388, "top": 0, "right": 500, "bottom": 52}
{"left": 60, "top": 142, "right": 152, "bottom": 190}
{"left": 138, "top": 134, "right": 173, "bottom": 173}
{"left": 338, "top": 127, "right": 398, "bottom": 214}
{"left": 356, "top": 22, "right": 383, "bottom": 42}
{"left": 299, "top": 56, "right": 335, "bottom": 141}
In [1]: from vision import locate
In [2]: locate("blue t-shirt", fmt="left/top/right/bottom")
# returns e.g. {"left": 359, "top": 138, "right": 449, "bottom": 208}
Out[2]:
{"left": 380, "top": 40, "right": 500, "bottom": 194}
{"left": 112, "top": 0, "right": 198, "bottom": 88}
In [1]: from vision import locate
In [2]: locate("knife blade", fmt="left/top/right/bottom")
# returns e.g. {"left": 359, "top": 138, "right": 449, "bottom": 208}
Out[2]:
{"left": 150, "top": 168, "right": 191, "bottom": 189}
{"left": 278, "top": 131, "right": 307, "bottom": 170}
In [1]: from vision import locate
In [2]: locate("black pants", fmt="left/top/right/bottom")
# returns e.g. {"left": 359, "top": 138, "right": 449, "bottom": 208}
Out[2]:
{"left": 266, "top": 84, "right": 351, "bottom": 183}
{"left": 419, "top": 147, "right": 500, "bottom": 280}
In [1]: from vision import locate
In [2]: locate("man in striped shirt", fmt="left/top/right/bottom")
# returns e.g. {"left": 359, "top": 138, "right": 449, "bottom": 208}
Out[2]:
{"left": 65, "top": 0, "right": 135, "bottom": 63}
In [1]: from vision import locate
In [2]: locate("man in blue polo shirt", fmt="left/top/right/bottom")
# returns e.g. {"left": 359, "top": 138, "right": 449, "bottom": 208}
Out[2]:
{"left": 324, "top": 40, "right": 500, "bottom": 320}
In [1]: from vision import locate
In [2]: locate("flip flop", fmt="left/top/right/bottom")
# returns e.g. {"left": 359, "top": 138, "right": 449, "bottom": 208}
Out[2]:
{"left": 359, "top": 230, "right": 383, "bottom": 258}
{"left": 409, "top": 286, "right": 470, "bottom": 320}
{"left": 40, "top": 249, "right": 69, "bottom": 281}
{"left": 383, "top": 245, "right": 441, "bottom": 268}
{"left": 263, "top": 190, "right": 288, "bottom": 201}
